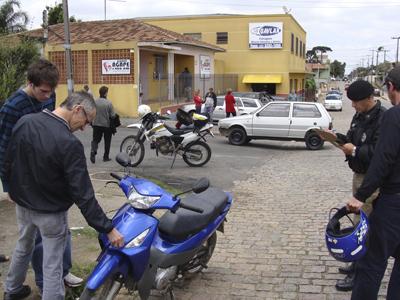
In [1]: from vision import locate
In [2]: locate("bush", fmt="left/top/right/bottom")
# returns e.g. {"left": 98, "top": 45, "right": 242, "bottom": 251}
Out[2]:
{"left": 0, "top": 37, "right": 40, "bottom": 106}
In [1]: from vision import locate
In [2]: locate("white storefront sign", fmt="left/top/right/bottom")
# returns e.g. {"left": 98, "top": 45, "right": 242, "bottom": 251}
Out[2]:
{"left": 249, "top": 22, "right": 283, "bottom": 49}
{"left": 102, "top": 59, "right": 131, "bottom": 75}
{"left": 200, "top": 55, "right": 211, "bottom": 78}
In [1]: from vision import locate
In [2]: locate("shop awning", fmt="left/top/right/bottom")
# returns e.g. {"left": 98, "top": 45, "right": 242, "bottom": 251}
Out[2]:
{"left": 242, "top": 74, "right": 282, "bottom": 84}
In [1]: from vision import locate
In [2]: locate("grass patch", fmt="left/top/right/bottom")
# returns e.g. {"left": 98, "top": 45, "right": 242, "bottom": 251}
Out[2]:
{"left": 143, "top": 176, "right": 182, "bottom": 195}
{"left": 65, "top": 261, "right": 97, "bottom": 300}
{"left": 70, "top": 227, "right": 98, "bottom": 239}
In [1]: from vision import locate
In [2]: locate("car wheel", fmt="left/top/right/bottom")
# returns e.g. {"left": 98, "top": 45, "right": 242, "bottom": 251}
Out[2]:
{"left": 305, "top": 132, "right": 324, "bottom": 150}
{"left": 228, "top": 127, "right": 247, "bottom": 146}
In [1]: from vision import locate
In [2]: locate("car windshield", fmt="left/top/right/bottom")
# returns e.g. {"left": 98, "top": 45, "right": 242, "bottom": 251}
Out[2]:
{"left": 232, "top": 92, "right": 259, "bottom": 99}
{"left": 326, "top": 95, "right": 341, "bottom": 100}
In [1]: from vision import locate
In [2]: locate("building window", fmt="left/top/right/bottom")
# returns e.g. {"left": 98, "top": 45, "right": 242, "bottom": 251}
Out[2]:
{"left": 216, "top": 32, "right": 228, "bottom": 44}
{"left": 183, "top": 33, "right": 202, "bottom": 41}
{"left": 49, "top": 50, "right": 88, "bottom": 84}
{"left": 300, "top": 41, "right": 303, "bottom": 57}
{"left": 296, "top": 37, "right": 299, "bottom": 56}
{"left": 154, "top": 55, "right": 166, "bottom": 79}
{"left": 291, "top": 33, "right": 294, "bottom": 53}
{"left": 303, "top": 44, "right": 306, "bottom": 58}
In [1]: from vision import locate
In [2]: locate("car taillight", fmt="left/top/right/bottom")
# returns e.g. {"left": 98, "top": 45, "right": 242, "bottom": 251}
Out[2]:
{"left": 329, "top": 122, "right": 333, "bottom": 130}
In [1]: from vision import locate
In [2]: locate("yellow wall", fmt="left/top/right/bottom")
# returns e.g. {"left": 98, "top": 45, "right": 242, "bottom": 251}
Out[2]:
{"left": 45, "top": 41, "right": 140, "bottom": 117}
{"left": 144, "top": 14, "right": 306, "bottom": 95}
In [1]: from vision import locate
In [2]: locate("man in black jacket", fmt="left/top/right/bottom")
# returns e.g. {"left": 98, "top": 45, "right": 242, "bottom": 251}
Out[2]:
{"left": 3, "top": 92, "right": 124, "bottom": 300}
{"left": 347, "top": 66, "right": 400, "bottom": 299}
{"left": 334, "top": 80, "right": 386, "bottom": 291}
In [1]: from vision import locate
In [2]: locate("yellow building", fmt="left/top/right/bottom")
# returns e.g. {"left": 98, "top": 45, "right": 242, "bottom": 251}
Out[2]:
{"left": 24, "top": 19, "right": 224, "bottom": 116}
{"left": 142, "top": 14, "right": 307, "bottom": 97}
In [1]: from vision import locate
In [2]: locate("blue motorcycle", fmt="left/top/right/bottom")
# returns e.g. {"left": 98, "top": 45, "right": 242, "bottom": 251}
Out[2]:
{"left": 80, "top": 153, "right": 233, "bottom": 299}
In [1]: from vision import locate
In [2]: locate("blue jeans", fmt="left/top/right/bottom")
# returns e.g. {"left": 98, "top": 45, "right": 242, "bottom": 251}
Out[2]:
{"left": 5, "top": 205, "right": 68, "bottom": 300}
{"left": 31, "top": 230, "right": 72, "bottom": 291}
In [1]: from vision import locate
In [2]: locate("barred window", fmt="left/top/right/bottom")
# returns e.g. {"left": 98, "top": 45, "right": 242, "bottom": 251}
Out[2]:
{"left": 216, "top": 32, "right": 228, "bottom": 44}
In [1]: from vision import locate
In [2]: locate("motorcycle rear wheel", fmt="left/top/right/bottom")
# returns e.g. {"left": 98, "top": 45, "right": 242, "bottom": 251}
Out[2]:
{"left": 182, "top": 141, "right": 211, "bottom": 167}
{"left": 119, "top": 135, "right": 145, "bottom": 167}
{"left": 80, "top": 277, "right": 122, "bottom": 300}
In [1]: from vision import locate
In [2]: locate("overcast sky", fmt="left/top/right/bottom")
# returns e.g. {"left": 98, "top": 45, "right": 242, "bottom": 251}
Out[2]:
{"left": 15, "top": 0, "right": 400, "bottom": 74}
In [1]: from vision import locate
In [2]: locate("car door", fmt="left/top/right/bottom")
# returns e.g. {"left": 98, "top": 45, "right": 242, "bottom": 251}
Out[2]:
{"left": 289, "top": 103, "right": 323, "bottom": 138}
{"left": 213, "top": 96, "right": 226, "bottom": 120}
{"left": 235, "top": 97, "right": 244, "bottom": 115}
{"left": 252, "top": 102, "right": 291, "bottom": 137}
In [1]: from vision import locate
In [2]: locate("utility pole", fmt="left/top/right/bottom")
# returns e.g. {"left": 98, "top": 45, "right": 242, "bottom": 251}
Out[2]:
{"left": 383, "top": 50, "right": 390, "bottom": 62}
{"left": 370, "top": 49, "right": 375, "bottom": 67}
{"left": 62, "top": 0, "right": 74, "bottom": 95}
{"left": 392, "top": 36, "right": 400, "bottom": 65}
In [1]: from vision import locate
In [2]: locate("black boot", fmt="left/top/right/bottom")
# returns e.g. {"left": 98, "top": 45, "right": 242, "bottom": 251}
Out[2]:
{"left": 3, "top": 285, "right": 31, "bottom": 300}
{"left": 335, "top": 273, "right": 355, "bottom": 291}
{"left": 338, "top": 262, "right": 355, "bottom": 274}
{"left": 90, "top": 151, "right": 96, "bottom": 164}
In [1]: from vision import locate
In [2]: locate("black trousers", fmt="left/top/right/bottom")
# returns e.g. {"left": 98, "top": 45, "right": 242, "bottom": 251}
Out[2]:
{"left": 352, "top": 193, "right": 400, "bottom": 300}
{"left": 91, "top": 126, "right": 112, "bottom": 159}
{"left": 226, "top": 111, "right": 236, "bottom": 118}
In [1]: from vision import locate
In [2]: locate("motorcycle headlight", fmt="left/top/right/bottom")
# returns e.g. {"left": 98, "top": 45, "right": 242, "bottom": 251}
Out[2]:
{"left": 128, "top": 187, "right": 160, "bottom": 209}
{"left": 125, "top": 228, "right": 149, "bottom": 248}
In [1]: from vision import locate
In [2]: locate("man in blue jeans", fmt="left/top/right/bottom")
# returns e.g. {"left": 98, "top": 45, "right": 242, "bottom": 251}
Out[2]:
{"left": 0, "top": 59, "right": 82, "bottom": 292}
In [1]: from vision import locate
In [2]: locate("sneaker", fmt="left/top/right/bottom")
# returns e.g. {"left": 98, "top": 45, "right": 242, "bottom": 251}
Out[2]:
{"left": 335, "top": 273, "right": 355, "bottom": 291}
{"left": 103, "top": 157, "right": 112, "bottom": 162}
{"left": 64, "top": 272, "right": 84, "bottom": 288}
{"left": 3, "top": 285, "right": 31, "bottom": 300}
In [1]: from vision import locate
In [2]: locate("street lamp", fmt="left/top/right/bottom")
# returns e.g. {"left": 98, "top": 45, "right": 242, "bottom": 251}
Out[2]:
{"left": 104, "top": 0, "right": 126, "bottom": 20}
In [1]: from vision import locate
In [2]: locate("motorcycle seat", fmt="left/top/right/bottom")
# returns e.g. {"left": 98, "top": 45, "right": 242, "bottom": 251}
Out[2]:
{"left": 158, "top": 187, "right": 228, "bottom": 241}
{"left": 164, "top": 124, "right": 193, "bottom": 135}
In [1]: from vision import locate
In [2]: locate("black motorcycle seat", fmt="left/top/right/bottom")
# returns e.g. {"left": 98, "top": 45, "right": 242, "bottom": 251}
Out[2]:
{"left": 164, "top": 124, "right": 193, "bottom": 135}
{"left": 158, "top": 187, "right": 228, "bottom": 241}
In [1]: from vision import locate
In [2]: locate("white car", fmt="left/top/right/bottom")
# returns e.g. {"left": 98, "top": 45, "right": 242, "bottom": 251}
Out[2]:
{"left": 324, "top": 94, "right": 343, "bottom": 111}
{"left": 218, "top": 101, "right": 333, "bottom": 150}
{"left": 182, "top": 96, "right": 262, "bottom": 122}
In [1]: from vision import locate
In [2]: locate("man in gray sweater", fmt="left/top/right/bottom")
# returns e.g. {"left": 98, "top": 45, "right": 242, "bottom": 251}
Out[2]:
{"left": 90, "top": 86, "right": 115, "bottom": 163}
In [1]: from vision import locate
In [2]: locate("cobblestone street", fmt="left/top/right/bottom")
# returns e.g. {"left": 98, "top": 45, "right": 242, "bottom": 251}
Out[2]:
{"left": 0, "top": 95, "right": 393, "bottom": 299}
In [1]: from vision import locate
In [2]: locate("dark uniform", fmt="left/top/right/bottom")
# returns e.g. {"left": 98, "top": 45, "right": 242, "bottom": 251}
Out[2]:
{"left": 352, "top": 104, "right": 400, "bottom": 300}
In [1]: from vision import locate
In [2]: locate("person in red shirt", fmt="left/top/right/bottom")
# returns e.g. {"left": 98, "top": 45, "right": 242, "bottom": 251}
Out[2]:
{"left": 225, "top": 88, "right": 236, "bottom": 117}
{"left": 193, "top": 89, "right": 203, "bottom": 113}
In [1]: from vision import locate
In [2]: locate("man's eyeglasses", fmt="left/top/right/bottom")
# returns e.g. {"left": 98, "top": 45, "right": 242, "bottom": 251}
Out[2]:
{"left": 80, "top": 106, "right": 91, "bottom": 125}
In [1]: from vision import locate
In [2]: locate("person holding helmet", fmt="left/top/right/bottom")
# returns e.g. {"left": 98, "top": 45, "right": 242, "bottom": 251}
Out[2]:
{"left": 347, "top": 66, "right": 400, "bottom": 299}
{"left": 332, "top": 80, "right": 385, "bottom": 291}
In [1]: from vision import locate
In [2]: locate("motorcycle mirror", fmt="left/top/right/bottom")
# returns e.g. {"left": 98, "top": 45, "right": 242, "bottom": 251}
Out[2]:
{"left": 116, "top": 152, "right": 131, "bottom": 167}
{"left": 192, "top": 177, "right": 210, "bottom": 194}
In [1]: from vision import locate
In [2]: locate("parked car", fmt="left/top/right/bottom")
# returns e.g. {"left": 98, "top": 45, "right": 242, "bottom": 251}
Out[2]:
{"left": 324, "top": 94, "right": 343, "bottom": 111}
{"left": 232, "top": 92, "right": 285, "bottom": 104}
{"left": 181, "top": 96, "right": 262, "bottom": 122}
{"left": 327, "top": 90, "right": 343, "bottom": 100}
{"left": 218, "top": 101, "right": 332, "bottom": 150}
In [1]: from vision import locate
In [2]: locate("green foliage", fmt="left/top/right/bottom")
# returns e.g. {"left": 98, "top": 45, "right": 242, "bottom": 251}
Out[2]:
{"left": 311, "top": 46, "right": 332, "bottom": 63}
{"left": 0, "top": 37, "right": 40, "bottom": 105}
{"left": 45, "top": 4, "right": 78, "bottom": 26}
{"left": 330, "top": 60, "right": 346, "bottom": 78}
{"left": 0, "top": 0, "right": 28, "bottom": 35}
{"left": 305, "top": 78, "right": 316, "bottom": 91}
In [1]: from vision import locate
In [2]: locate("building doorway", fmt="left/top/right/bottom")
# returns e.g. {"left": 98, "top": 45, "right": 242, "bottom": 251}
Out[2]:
{"left": 251, "top": 83, "right": 276, "bottom": 94}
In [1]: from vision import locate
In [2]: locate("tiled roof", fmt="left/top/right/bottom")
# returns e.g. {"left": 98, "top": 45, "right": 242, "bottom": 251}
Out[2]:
{"left": 23, "top": 18, "right": 224, "bottom": 52}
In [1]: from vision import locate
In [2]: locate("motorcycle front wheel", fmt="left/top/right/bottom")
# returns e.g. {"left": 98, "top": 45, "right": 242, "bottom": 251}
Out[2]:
{"left": 182, "top": 141, "right": 211, "bottom": 167}
{"left": 119, "top": 135, "right": 145, "bottom": 167}
{"left": 80, "top": 277, "right": 122, "bottom": 300}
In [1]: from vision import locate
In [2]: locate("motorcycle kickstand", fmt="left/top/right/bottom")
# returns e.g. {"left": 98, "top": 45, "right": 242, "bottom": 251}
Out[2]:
{"left": 170, "top": 146, "right": 182, "bottom": 169}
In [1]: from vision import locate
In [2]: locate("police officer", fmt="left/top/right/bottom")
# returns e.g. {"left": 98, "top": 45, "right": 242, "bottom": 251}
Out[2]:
{"left": 334, "top": 80, "right": 385, "bottom": 291}
{"left": 347, "top": 66, "right": 400, "bottom": 299}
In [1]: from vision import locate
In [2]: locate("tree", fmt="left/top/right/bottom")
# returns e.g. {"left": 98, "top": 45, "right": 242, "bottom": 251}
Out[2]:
{"left": 306, "top": 49, "right": 318, "bottom": 63}
{"left": 45, "top": 3, "right": 77, "bottom": 26}
{"left": 330, "top": 60, "right": 346, "bottom": 78}
{"left": 0, "top": 0, "right": 28, "bottom": 35}
{"left": 311, "top": 46, "right": 332, "bottom": 64}
{"left": 0, "top": 37, "right": 40, "bottom": 105}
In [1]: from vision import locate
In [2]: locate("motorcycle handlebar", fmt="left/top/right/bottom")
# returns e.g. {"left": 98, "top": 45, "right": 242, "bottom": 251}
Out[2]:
{"left": 110, "top": 173, "right": 122, "bottom": 181}
{"left": 179, "top": 202, "right": 204, "bottom": 214}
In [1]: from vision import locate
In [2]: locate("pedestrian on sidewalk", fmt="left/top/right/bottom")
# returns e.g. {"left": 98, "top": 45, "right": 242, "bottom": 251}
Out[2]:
{"left": 0, "top": 58, "right": 83, "bottom": 292}
{"left": 2, "top": 91, "right": 124, "bottom": 300}
{"left": 225, "top": 88, "right": 236, "bottom": 117}
{"left": 90, "top": 86, "right": 116, "bottom": 163}
{"left": 193, "top": 89, "right": 203, "bottom": 114}
{"left": 330, "top": 80, "right": 385, "bottom": 292}
{"left": 346, "top": 66, "right": 400, "bottom": 299}
{"left": 205, "top": 87, "right": 217, "bottom": 123}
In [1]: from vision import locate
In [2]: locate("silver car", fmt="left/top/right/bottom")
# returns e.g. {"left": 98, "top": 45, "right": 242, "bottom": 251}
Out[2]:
{"left": 218, "top": 101, "right": 333, "bottom": 150}
{"left": 182, "top": 96, "right": 262, "bottom": 122}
